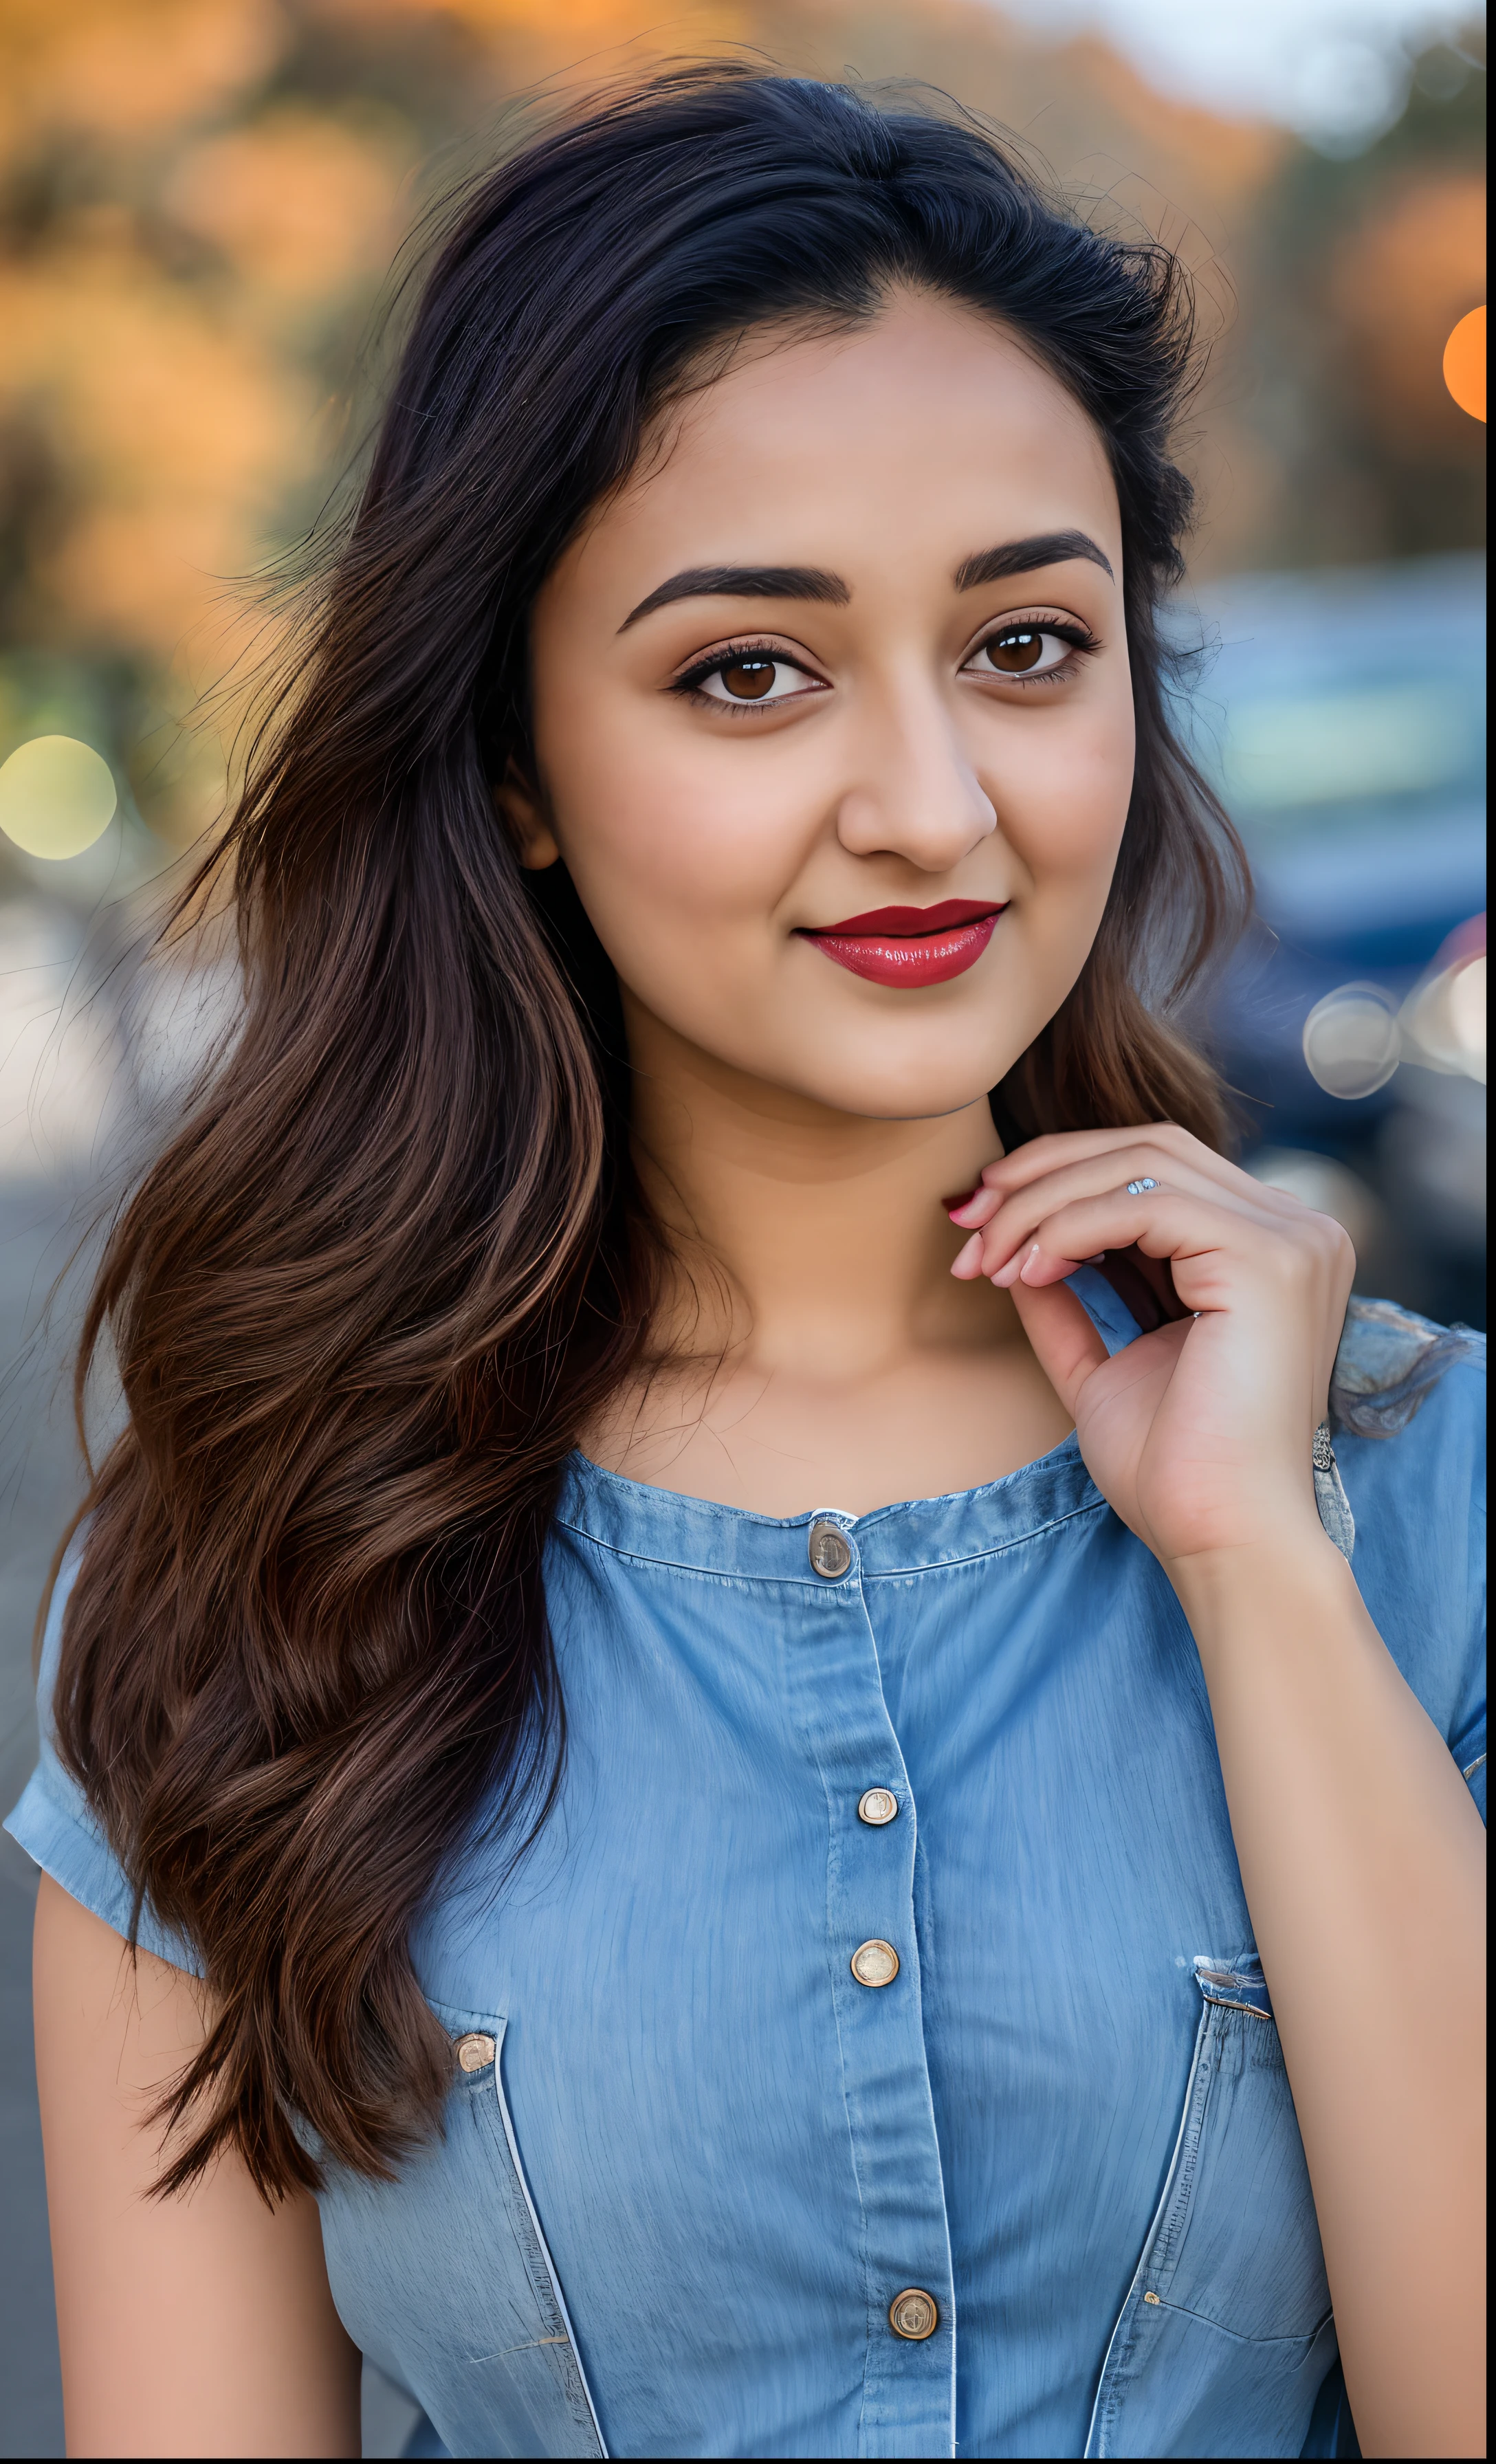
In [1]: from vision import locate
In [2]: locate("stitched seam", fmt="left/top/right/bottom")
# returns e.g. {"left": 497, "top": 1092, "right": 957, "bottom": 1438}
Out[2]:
{"left": 554, "top": 1491, "right": 1110, "bottom": 1581}
{"left": 1082, "top": 1997, "right": 1213, "bottom": 2457}
{"left": 1143, "top": 2295, "right": 1335, "bottom": 2347}
{"left": 862, "top": 1497, "right": 1112, "bottom": 1576}
{"left": 488, "top": 2030, "right": 610, "bottom": 2457}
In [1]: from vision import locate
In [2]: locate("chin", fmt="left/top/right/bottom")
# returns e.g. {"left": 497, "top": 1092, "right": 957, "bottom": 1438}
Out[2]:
{"left": 791, "top": 1043, "right": 1009, "bottom": 1123}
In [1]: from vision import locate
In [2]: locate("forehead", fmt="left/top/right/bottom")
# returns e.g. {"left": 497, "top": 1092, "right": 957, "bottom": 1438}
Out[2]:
{"left": 552, "top": 291, "right": 1120, "bottom": 610}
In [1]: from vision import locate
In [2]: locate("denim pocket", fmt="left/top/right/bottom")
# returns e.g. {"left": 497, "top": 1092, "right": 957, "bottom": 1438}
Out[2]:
{"left": 1084, "top": 1956, "right": 1336, "bottom": 2460}
{"left": 318, "top": 2008, "right": 606, "bottom": 2460}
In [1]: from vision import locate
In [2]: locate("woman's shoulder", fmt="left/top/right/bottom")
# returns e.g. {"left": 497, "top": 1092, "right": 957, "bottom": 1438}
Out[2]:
{"left": 1328, "top": 1296, "right": 1485, "bottom": 1814}
{"left": 3, "top": 1535, "right": 200, "bottom": 1970}
{"left": 1330, "top": 1293, "right": 1484, "bottom": 1442}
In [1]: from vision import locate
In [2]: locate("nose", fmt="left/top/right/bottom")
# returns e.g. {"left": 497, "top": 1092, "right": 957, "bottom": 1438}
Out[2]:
{"left": 833, "top": 675, "right": 996, "bottom": 871}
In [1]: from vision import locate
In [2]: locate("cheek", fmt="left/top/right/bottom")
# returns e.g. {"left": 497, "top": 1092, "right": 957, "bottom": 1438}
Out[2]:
{"left": 999, "top": 693, "right": 1135, "bottom": 896}
{"left": 538, "top": 687, "right": 811, "bottom": 943}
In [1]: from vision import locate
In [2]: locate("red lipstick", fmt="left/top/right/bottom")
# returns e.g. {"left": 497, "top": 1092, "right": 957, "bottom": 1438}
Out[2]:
{"left": 798, "top": 899, "right": 1004, "bottom": 987}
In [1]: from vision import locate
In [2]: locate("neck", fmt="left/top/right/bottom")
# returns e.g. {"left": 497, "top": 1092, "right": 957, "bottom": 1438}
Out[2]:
{"left": 624, "top": 996, "right": 1008, "bottom": 1376}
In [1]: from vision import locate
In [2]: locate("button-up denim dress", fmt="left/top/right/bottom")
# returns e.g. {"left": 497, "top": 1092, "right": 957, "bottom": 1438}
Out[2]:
{"left": 9, "top": 1280, "right": 1486, "bottom": 2461}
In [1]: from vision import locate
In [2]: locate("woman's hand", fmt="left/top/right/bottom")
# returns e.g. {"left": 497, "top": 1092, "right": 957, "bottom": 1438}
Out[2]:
{"left": 949, "top": 1123, "right": 1356, "bottom": 1570}
{"left": 958, "top": 1125, "right": 1487, "bottom": 2459}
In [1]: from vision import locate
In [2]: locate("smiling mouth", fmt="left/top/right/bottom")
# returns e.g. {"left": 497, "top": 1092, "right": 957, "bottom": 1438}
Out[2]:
{"left": 797, "top": 899, "right": 1005, "bottom": 987}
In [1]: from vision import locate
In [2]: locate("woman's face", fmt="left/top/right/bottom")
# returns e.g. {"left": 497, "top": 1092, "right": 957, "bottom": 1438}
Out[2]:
{"left": 518, "top": 291, "right": 1135, "bottom": 1121}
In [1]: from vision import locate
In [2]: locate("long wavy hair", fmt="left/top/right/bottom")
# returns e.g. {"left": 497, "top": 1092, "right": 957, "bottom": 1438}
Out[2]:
{"left": 52, "top": 65, "right": 1248, "bottom": 2199}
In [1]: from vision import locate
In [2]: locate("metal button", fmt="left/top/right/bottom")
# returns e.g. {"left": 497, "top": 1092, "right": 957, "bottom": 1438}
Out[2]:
{"left": 888, "top": 2287, "right": 940, "bottom": 2341}
{"left": 454, "top": 2032, "right": 496, "bottom": 2072}
{"left": 857, "top": 1787, "right": 899, "bottom": 1827}
{"left": 808, "top": 1519, "right": 852, "bottom": 1579}
{"left": 850, "top": 1938, "right": 900, "bottom": 1988}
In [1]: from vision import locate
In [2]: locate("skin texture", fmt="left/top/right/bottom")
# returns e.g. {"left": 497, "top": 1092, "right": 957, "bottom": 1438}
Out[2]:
{"left": 522, "top": 296, "right": 1129, "bottom": 1508}
{"left": 34, "top": 1873, "right": 362, "bottom": 2458}
{"left": 36, "top": 293, "right": 1484, "bottom": 2456}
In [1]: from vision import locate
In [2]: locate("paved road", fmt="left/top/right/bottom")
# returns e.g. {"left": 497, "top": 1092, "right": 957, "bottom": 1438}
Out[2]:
{"left": 1, "top": 1179, "right": 89, "bottom": 2458}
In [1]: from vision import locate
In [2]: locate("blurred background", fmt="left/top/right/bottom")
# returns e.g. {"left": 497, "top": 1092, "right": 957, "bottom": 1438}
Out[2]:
{"left": 0, "top": 1, "right": 1485, "bottom": 2451}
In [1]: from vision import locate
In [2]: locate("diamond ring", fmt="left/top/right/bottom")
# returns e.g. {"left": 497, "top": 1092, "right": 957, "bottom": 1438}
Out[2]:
{"left": 1125, "top": 1177, "right": 1159, "bottom": 1196}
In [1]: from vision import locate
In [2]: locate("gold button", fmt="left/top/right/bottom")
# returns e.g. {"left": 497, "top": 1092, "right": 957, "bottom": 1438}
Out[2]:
{"left": 888, "top": 2287, "right": 939, "bottom": 2341}
{"left": 857, "top": 1788, "right": 899, "bottom": 1826}
{"left": 850, "top": 1937, "right": 900, "bottom": 1988}
{"left": 808, "top": 1520, "right": 852, "bottom": 1579}
{"left": 454, "top": 2032, "right": 496, "bottom": 2072}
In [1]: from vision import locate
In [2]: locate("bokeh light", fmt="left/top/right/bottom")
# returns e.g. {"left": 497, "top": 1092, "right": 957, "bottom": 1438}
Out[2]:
{"left": 1403, "top": 948, "right": 1488, "bottom": 1084}
{"left": 1246, "top": 1146, "right": 1384, "bottom": 1255}
{"left": 0, "top": 736, "right": 118, "bottom": 859}
{"left": 1448, "top": 956, "right": 1486, "bottom": 1077}
{"left": 1442, "top": 305, "right": 1486, "bottom": 421}
{"left": 1301, "top": 982, "right": 1402, "bottom": 1098}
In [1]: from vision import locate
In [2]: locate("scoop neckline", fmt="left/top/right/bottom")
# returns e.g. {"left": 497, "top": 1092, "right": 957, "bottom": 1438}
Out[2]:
{"left": 565, "top": 1427, "right": 1088, "bottom": 1532}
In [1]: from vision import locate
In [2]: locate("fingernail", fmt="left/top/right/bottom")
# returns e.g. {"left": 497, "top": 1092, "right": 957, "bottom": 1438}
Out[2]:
{"left": 1018, "top": 1241, "right": 1044, "bottom": 1285}
{"left": 950, "top": 1231, "right": 983, "bottom": 1276}
{"left": 945, "top": 1187, "right": 981, "bottom": 1218}
{"left": 990, "top": 1253, "right": 1022, "bottom": 1288}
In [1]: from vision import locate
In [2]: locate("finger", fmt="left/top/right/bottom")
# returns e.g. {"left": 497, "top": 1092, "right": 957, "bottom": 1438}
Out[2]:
{"left": 947, "top": 1185, "right": 1003, "bottom": 1229}
{"left": 949, "top": 1126, "right": 1211, "bottom": 1228}
{"left": 1008, "top": 1277, "right": 1109, "bottom": 1420}
{"left": 949, "top": 1230, "right": 986, "bottom": 1279}
{"left": 974, "top": 1123, "right": 1283, "bottom": 1220}
{"left": 995, "top": 1188, "right": 1242, "bottom": 1305}
{"left": 978, "top": 1123, "right": 1204, "bottom": 1192}
{"left": 976, "top": 1154, "right": 1275, "bottom": 1280}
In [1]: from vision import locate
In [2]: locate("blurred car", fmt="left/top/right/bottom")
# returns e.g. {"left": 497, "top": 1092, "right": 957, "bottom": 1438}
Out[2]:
{"left": 1177, "top": 553, "right": 1486, "bottom": 1328}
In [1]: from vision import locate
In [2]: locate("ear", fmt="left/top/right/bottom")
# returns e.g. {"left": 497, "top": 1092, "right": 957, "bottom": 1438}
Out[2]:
{"left": 495, "top": 763, "right": 561, "bottom": 872}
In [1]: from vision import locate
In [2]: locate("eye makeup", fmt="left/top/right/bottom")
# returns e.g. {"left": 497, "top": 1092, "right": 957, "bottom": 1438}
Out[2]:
{"left": 667, "top": 605, "right": 1101, "bottom": 712}
{"left": 961, "top": 608, "right": 1099, "bottom": 687}
{"left": 670, "top": 637, "right": 826, "bottom": 710}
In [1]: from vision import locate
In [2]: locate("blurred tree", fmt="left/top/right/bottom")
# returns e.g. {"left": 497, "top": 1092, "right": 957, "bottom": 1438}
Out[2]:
{"left": 0, "top": 0, "right": 1484, "bottom": 873}
{"left": 1239, "top": 25, "right": 1486, "bottom": 567}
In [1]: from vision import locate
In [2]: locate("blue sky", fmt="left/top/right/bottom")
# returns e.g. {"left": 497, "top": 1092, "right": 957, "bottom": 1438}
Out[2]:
{"left": 998, "top": 1, "right": 1480, "bottom": 143}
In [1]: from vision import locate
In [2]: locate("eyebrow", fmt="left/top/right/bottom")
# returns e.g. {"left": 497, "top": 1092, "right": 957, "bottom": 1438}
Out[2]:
{"left": 619, "top": 564, "right": 849, "bottom": 630}
{"left": 618, "top": 530, "right": 1113, "bottom": 632}
{"left": 955, "top": 531, "right": 1114, "bottom": 588}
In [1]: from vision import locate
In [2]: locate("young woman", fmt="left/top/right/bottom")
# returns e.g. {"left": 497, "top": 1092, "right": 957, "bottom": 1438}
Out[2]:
{"left": 10, "top": 69, "right": 1484, "bottom": 2463}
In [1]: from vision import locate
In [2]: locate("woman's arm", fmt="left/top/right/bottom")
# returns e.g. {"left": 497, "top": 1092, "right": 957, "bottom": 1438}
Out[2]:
{"left": 952, "top": 1126, "right": 1486, "bottom": 2458}
{"left": 34, "top": 1873, "right": 363, "bottom": 2460}
{"left": 1171, "top": 1537, "right": 1486, "bottom": 2461}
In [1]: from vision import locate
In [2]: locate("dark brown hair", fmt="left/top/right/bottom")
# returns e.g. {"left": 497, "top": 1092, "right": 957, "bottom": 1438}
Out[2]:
{"left": 52, "top": 65, "right": 1248, "bottom": 2199}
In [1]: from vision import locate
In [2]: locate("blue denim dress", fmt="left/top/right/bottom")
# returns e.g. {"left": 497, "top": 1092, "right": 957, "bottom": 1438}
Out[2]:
{"left": 8, "top": 1280, "right": 1485, "bottom": 2461}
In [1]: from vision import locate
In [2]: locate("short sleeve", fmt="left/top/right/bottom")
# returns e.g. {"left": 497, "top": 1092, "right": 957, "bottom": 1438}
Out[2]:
{"left": 3, "top": 1541, "right": 200, "bottom": 1970}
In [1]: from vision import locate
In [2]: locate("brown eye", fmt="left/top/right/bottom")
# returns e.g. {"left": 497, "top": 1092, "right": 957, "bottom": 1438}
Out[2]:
{"left": 984, "top": 628, "right": 1044, "bottom": 673}
{"left": 720, "top": 657, "right": 778, "bottom": 699}
{"left": 685, "top": 647, "right": 823, "bottom": 707}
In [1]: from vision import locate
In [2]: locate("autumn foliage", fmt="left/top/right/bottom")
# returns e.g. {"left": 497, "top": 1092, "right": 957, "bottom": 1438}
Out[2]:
{"left": 0, "top": 0, "right": 1484, "bottom": 850}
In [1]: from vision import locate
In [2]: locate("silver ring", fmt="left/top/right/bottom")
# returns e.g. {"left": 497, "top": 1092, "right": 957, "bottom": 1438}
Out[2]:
{"left": 1125, "top": 1177, "right": 1158, "bottom": 1196}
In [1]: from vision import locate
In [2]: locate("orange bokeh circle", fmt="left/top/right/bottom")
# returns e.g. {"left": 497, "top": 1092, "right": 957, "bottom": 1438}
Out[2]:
{"left": 1443, "top": 306, "right": 1486, "bottom": 422}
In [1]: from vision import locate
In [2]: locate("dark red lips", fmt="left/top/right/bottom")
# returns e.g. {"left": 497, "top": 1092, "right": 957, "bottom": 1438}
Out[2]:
{"left": 798, "top": 899, "right": 1005, "bottom": 987}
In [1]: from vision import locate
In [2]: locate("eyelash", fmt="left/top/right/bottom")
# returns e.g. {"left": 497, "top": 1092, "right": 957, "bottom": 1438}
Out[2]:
{"left": 669, "top": 616, "right": 1101, "bottom": 707}
{"left": 670, "top": 637, "right": 819, "bottom": 710}
{"left": 967, "top": 617, "right": 1100, "bottom": 685}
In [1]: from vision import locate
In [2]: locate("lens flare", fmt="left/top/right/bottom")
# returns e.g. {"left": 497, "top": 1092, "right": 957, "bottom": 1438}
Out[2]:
{"left": 1301, "top": 983, "right": 1401, "bottom": 1099}
{"left": 0, "top": 736, "right": 118, "bottom": 859}
{"left": 1442, "top": 306, "right": 1486, "bottom": 424}
{"left": 1446, "top": 956, "right": 1486, "bottom": 1077}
